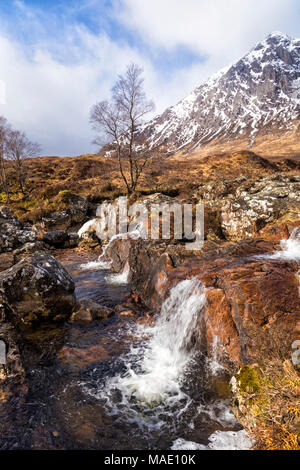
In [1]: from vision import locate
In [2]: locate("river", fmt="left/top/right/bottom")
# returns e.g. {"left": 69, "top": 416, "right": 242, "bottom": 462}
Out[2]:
{"left": 2, "top": 251, "right": 252, "bottom": 450}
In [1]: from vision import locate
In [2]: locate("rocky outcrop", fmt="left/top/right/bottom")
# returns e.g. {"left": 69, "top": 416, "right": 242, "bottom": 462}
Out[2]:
{"left": 41, "top": 193, "right": 88, "bottom": 231}
{"left": 195, "top": 175, "right": 300, "bottom": 242}
{"left": 43, "top": 230, "right": 79, "bottom": 248}
{"left": 220, "top": 175, "right": 300, "bottom": 240}
{"left": 108, "top": 236, "right": 300, "bottom": 369}
{"left": 0, "top": 206, "right": 36, "bottom": 253}
{"left": 0, "top": 253, "right": 76, "bottom": 325}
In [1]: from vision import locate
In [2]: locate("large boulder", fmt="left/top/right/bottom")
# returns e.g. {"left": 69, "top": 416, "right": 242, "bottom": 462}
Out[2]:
{"left": 195, "top": 175, "right": 300, "bottom": 241}
{"left": 220, "top": 175, "right": 300, "bottom": 240}
{"left": 0, "top": 206, "right": 36, "bottom": 253}
{"left": 43, "top": 230, "right": 79, "bottom": 248}
{"left": 41, "top": 193, "right": 88, "bottom": 231}
{"left": 0, "top": 253, "right": 76, "bottom": 324}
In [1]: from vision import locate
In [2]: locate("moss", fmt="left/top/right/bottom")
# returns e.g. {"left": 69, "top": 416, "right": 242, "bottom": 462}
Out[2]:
{"left": 22, "top": 200, "right": 35, "bottom": 210}
{"left": 232, "top": 361, "right": 300, "bottom": 450}
{"left": 59, "top": 190, "right": 73, "bottom": 203}
{"left": 0, "top": 192, "right": 8, "bottom": 204}
{"left": 237, "top": 365, "right": 264, "bottom": 394}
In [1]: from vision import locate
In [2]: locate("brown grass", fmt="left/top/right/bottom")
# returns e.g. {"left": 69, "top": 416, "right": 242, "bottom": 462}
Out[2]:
{"left": 1, "top": 150, "right": 300, "bottom": 221}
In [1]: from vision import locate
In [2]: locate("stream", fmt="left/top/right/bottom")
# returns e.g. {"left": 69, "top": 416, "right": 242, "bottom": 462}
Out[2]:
{"left": 3, "top": 251, "right": 252, "bottom": 450}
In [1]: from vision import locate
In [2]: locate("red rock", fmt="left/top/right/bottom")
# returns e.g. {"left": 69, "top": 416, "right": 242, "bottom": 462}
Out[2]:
{"left": 71, "top": 300, "right": 114, "bottom": 324}
{"left": 107, "top": 236, "right": 300, "bottom": 369}
{"left": 70, "top": 308, "right": 93, "bottom": 324}
{"left": 119, "top": 310, "right": 135, "bottom": 317}
{"left": 58, "top": 345, "right": 108, "bottom": 369}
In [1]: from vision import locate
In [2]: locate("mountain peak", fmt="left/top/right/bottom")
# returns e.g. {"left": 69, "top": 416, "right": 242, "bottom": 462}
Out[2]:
{"left": 136, "top": 32, "right": 300, "bottom": 157}
{"left": 266, "top": 31, "right": 291, "bottom": 42}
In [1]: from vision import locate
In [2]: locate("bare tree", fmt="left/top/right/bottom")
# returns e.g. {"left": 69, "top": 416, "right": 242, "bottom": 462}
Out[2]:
{"left": 6, "top": 130, "right": 41, "bottom": 195}
{"left": 90, "top": 63, "right": 155, "bottom": 194}
{"left": 0, "top": 117, "right": 10, "bottom": 202}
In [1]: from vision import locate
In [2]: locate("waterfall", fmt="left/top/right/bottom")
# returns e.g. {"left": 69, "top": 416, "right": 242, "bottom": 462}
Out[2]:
{"left": 255, "top": 228, "right": 300, "bottom": 261}
{"left": 171, "top": 430, "right": 254, "bottom": 450}
{"left": 77, "top": 219, "right": 96, "bottom": 237}
{"left": 270, "top": 228, "right": 300, "bottom": 261}
{"left": 208, "top": 335, "right": 226, "bottom": 375}
{"left": 106, "top": 262, "right": 130, "bottom": 285}
{"left": 99, "top": 278, "right": 206, "bottom": 411}
{"left": 79, "top": 221, "right": 144, "bottom": 271}
{"left": 80, "top": 233, "right": 124, "bottom": 270}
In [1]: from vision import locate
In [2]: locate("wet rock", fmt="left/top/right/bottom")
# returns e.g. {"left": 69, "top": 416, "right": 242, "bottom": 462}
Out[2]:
{"left": 13, "top": 241, "right": 50, "bottom": 263}
{"left": 43, "top": 230, "right": 69, "bottom": 247}
{"left": 118, "top": 309, "right": 135, "bottom": 317}
{"left": 43, "top": 231, "right": 79, "bottom": 249}
{"left": 68, "top": 233, "right": 79, "bottom": 248}
{"left": 58, "top": 345, "right": 108, "bottom": 370}
{"left": 136, "top": 313, "right": 155, "bottom": 326}
{"left": 0, "top": 253, "right": 76, "bottom": 325}
{"left": 70, "top": 300, "right": 114, "bottom": 324}
{"left": 0, "top": 206, "right": 36, "bottom": 253}
{"left": 114, "top": 303, "right": 132, "bottom": 313}
{"left": 70, "top": 308, "right": 93, "bottom": 324}
{"left": 107, "top": 236, "right": 300, "bottom": 368}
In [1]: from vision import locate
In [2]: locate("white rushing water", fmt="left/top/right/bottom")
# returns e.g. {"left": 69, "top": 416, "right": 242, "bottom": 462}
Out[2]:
{"left": 82, "top": 279, "right": 206, "bottom": 429}
{"left": 269, "top": 228, "right": 300, "bottom": 260}
{"left": 106, "top": 263, "right": 130, "bottom": 285}
{"left": 77, "top": 219, "right": 96, "bottom": 237}
{"left": 207, "top": 335, "right": 226, "bottom": 375}
{"left": 171, "top": 430, "right": 254, "bottom": 450}
{"left": 257, "top": 228, "right": 300, "bottom": 261}
{"left": 79, "top": 221, "right": 144, "bottom": 271}
{"left": 110, "top": 278, "right": 205, "bottom": 404}
{"left": 80, "top": 233, "right": 124, "bottom": 270}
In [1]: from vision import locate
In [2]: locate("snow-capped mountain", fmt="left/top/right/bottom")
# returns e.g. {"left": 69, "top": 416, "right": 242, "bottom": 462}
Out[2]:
{"left": 138, "top": 32, "right": 300, "bottom": 155}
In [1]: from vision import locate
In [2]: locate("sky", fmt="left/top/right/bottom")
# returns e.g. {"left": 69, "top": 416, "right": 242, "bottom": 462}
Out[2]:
{"left": 0, "top": 0, "right": 299, "bottom": 156}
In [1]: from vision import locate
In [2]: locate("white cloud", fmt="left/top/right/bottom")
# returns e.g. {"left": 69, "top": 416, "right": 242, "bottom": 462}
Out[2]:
{"left": 0, "top": 0, "right": 299, "bottom": 155}
{"left": 118, "top": 0, "right": 299, "bottom": 62}
{"left": 0, "top": 22, "right": 216, "bottom": 156}
{"left": 0, "top": 29, "right": 149, "bottom": 156}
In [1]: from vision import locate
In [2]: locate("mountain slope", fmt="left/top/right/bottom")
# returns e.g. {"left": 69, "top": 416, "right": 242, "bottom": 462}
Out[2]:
{"left": 138, "top": 32, "right": 300, "bottom": 158}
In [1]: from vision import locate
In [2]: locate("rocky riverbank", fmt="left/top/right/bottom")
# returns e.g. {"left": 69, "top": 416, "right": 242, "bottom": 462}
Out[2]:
{"left": 0, "top": 162, "right": 299, "bottom": 449}
{"left": 79, "top": 172, "right": 300, "bottom": 449}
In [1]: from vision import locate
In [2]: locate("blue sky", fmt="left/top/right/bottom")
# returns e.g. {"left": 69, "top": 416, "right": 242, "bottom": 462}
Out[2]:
{"left": 0, "top": 0, "right": 299, "bottom": 155}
